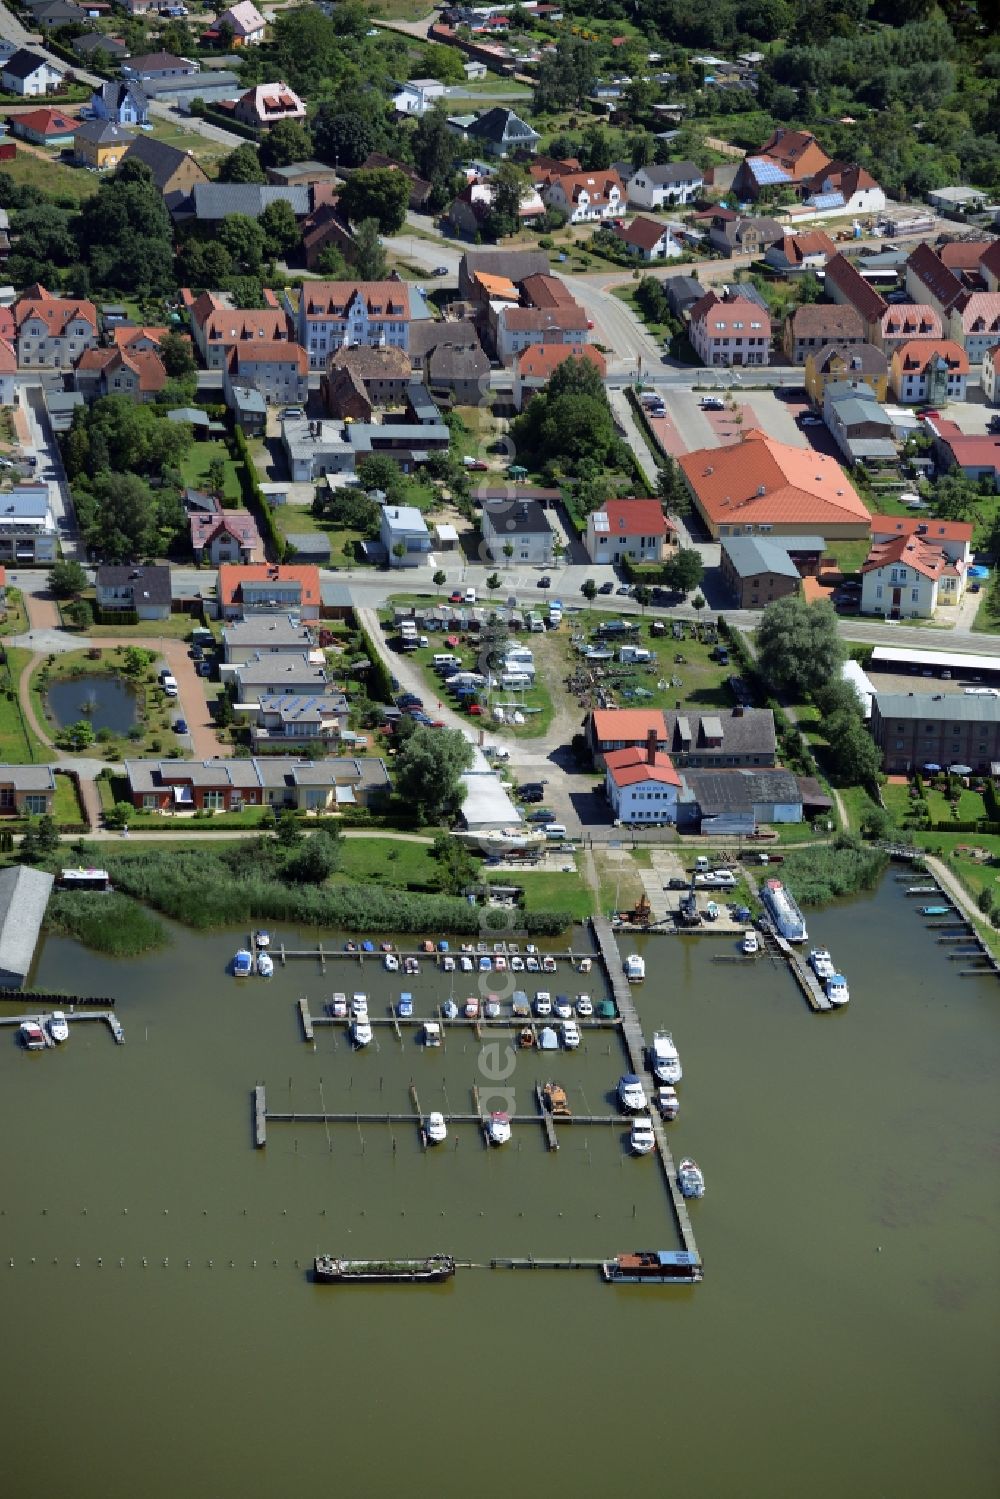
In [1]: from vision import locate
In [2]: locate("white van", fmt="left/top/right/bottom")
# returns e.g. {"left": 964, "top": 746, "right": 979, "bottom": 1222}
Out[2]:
{"left": 160, "top": 674, "right": 178, "bottom": 698}
{"left": 694, "top": 856, "right": 711, "bottom": 873}
{"left": 544, "top": 824, "right": 567, "bottom": 840}
{"left": 434, "top": 653, "right": 461, "bottom": 669}
{"left": 500, "top": 671, "right": 532, "bottom": 689}
{"left": 529, "top": 614, "right": 545, "bottom": 632}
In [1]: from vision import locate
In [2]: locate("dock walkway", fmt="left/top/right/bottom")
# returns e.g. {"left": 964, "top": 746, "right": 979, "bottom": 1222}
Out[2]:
{"left": 590, "top": 917, "right": 700, "bottom": 1264}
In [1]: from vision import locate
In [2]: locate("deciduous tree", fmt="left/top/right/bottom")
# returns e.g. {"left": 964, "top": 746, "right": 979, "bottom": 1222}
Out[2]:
{"left": 395, "top": 725, "right": 473, "bottom": 823}
{"left": 756, "top": 596, "right": 845, "bottom": 698}
{"left": 338, "top": 168, "right": 410, "bottom": 233}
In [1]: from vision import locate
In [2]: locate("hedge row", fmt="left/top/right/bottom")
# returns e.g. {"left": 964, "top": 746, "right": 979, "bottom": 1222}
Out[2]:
{"left": 231, "top": 424, "right": 286, "bottom": 561}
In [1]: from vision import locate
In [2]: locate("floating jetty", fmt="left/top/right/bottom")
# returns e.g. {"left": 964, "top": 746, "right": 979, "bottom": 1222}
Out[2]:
{"left": 758, "top": 926, "right": 833, "bottom": 1012}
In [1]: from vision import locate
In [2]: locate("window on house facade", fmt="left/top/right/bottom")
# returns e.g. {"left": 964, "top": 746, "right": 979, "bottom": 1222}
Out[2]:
{"left": 204, "top": 790, "right": 224, "bottom": 811}
{"left": 25, "top": 795, "right": 47, "bottom": 815}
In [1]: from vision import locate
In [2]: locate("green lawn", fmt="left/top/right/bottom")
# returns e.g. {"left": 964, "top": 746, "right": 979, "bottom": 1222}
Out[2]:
{"left": 516, "top": 868, "right": 595, "bottom": 921}
{"left": 333, "top": 835, "right": 444, "bottom": 890}
{"left": 179, "top": 440, "right": 244, "bottom": 505}
{"left": 612, "top": 284, "right": 670, "bottom": 340}
{"left": 64, "top": 602, "right": 207, "bottom": 640}
{"left": 53, "top": 773, "right": 85, "bottom": 827}
{"left": 0, "top": 589, "right": 28, "bottom": 638}
{"left": 1, "top": 147, "right": 98, "bottom": 203}
{"left": 30, "top": 650, "right": 188, "bottom": 762}
{"left": 972, "top": 584, "right": 1000, "bottom": 635}
{"left": 3, "top": 647, "right": 53, "bottom": 763}
{"left": 821, "top": 537, "right": 872, "bottom": 575}
{"left": 559, "top": 611, "right": 735, "bottom": 713}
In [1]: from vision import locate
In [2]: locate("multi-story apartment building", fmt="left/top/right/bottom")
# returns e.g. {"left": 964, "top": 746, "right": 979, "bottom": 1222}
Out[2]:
{"left": 297, "top": 280, "right": 411, "bottom": 370}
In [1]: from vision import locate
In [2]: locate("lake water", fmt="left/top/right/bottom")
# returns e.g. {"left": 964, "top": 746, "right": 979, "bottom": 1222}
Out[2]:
{"left": 45, "top": 674, "right": 138, "bottom": 734}
{"left": 0, "top": 875, "right": 997, "bottom": 1499}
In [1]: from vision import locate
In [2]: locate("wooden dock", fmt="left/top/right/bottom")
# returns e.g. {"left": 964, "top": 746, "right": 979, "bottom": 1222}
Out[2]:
{"left": 0, "top": 1009, "right": 124, "bottom": 1043}
{"left": 758, "top": 926, "right": 832, "bottom": 1011}
{"left": 590, "top": 917, "right": 701, "bottom": 1266}
{"left": 297, "top": 997, "right": 313, "bottom": 1042}
{"left": 253, "top": 1085, "right": 266, "bottom": 1148}
{"left": 254, "top": 1084, "right": 628, "bottom": 1136}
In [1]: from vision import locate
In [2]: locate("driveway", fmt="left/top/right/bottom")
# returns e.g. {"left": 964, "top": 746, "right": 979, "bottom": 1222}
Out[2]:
{"left": 22, "top": 385, "right": 84, "bottom": 562}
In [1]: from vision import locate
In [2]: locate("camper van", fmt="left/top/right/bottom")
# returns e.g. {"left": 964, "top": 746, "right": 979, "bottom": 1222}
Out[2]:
{"left": 500, "top": 671, "right": 533, "bottom": 690}
{"left": 619, "top": 645, "right": 652, "bottom": 664}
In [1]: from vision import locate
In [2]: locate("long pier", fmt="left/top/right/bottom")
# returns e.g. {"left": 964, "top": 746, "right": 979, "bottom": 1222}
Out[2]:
{"left": 590, "top": 916, "right": 700, "bottom": 1266}
{"left": 0, "top": 1009, "right": 124, "bottom": 1043}
{"left": 257, "top": 938, "right": 593, "bottom": 971}
{"left": 255, "top": 1083, "right": 624, "bottom": 1134}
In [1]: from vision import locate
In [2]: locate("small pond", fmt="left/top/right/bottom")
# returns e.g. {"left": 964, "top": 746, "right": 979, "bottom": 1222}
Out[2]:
{"left": 46, "top": 674, "right": 140, "bottom": 734}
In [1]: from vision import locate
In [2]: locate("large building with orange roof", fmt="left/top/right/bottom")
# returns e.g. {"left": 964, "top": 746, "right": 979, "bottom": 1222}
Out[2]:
{"left": 217, "top": 564, "right": 321, "bottom": 621}
{"left": 677, "top": 430, "right": 871, "bottom": 541}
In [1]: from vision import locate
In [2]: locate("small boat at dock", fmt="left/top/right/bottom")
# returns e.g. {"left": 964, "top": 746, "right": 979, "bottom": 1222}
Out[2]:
{"left": 442, "top": 999, "right": 459, "bottom": 1021}
{"left": 742, "top": 930, "right": 759, "bottom": 955}
{"left": 47, "top": 1011, "right": 69, "bottom": 1044}
{"left": 512, "top": 991, "right": 530, "bottom": 1018}
{"left": 478, "top": 955, "right": 492, "bottom": 972}
{"left": 460, "top": 955, "right": 474, "bottom": 972}
{"left": 483, "top": 994, "right": 500, "bottom": 1019}
{"left": 809, "top": 949, "right": 834, "bottom": 980}
{"left": 578, "top": 956, "right": 592, "bottom": 974}
{"left": 384, "top": 953, "right": 399, "bottom": 972}
{"left": 542, "top": 1081, "right": 571, "bottom": 1116}
{"left": 255, "top": 931, "right": 270, "bottom": 949}
{"left": 541, "top": 955, "right": 557, "bottom": 973}
{"left": 397, "top": 992, "right": 414, "bottom": 1019}
{"left": 624, "top": 954, "right": 645, "bottom": 981}
{"left": 576, "top": 994, "right": 593, "bottom": 1017}
{"left": 602, "top": 1250, "right": 703, "bottom": 1285}
{"left": 656, "top": 1086, "right": 679, "bottom": 1120}
{"left": 825, "top": 973, "right": 850, "bottom": 1007}
{"left": 518, "top": 1026, "right": 534, "bottom": 1048}
{"left": 331, "top": 993, "right": 347, "bottom": 1018}
{"left": 761, "top": 879, "right": 808, "bottom": 943}
{"left": 425, "top": 1112, "right": 447, "bottom": 1145}
{"left": 404, "top": 956, "right": 420, "bottom": 974}
{"left": 630, "top": 1116, "right": 656, "bottom": 1155}
{"left": 20, "top": 1021, "right": 46, "bottom": 1050}
{"left": 233, "top": 949, "right": 253, "bottom": 978}
{"left": 678, "top": 1158, "right": 705, "bottom": 1199}
{"left": 464, "top": 996, "right": 479, "bottom": 1019}
{"left": 650, "top": 1032, "right": 682, "bottom": 1085}
{"left": 313, "top": 1254, "right": 455, "bottom": 1284}
{"left": 525, "top": 955, "right": 540, "bottom": 973}
{"left": 487, "top": 1111, "right": 511, "bottom": 1145}
{"left": 351, "top": 992, "right": 368, "bottom": 1016}
{"left": 510, "top": 955, "right": 524, "bottom": 972}
{"left": 919, "top": 905, "right": 952, "bottom": 917}
{"left": 538, "top": 1025, "right": 559, "bottom": 1050}
{"left": 256, "top": 951, "right": 274, "bottom": 979}
{"left": 352, "top": 1015, "right": 373, "bottom": 1047}
{"left": 441, "top": 954, "right": 456, "bottom": 972}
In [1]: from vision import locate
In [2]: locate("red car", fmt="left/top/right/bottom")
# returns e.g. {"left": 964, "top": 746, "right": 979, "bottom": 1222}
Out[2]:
{"left": 449, "top": 590, "right": 463, "bottom": 603}
{"left": 468, "top": 703, "right": 483, "bottom": 715}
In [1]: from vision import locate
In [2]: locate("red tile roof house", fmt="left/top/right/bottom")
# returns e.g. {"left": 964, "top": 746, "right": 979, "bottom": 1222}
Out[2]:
{"left": 930, "top": 420, "right": 1000, "bottom": 488}
{"left": 218, "top": 563, "right": 321, "bottom": 621}
{"left": 511, "top": 341, "right": 605, "bottom": 410}
{"left": 611, "top": 215, "right": 684, "bottom": 262}
{"left": 190, "top": 509, "right": 263, "bottom": 565}
{"left": 588, "top": 708, "right": 668, "bottom": 766}
{"left": 539, "top": 167, "right": 625, "bottom": 224}
{"left": 9, "top": 107, "right": 77, "bottom": 146}
{"left": 869, "top": 513, "right": 972, "bottom": 568}
{"left": 889, "top": 339, "right": 969, "bottom": 404}
{"left": 859, "top": 530, "right": 964, "bottom": 619}
{"left": 877, "top": 302, "right": 943, "bottom": 356}
{"left": 733, "top": 128, "right": 832, "bottom": 200}
{"left": 234, "top": 82, "right": 306, "bottom": 130}
{"left": 74, "top": 345, "right": 166, "bottom": 402}
{"left": 783, "top": 302, "right": 864, "bottom": 364}
{"left": 585, "top": 496, "right": 672, "bottom": 565}
{"left": 493, "top": 303, "right": 591, "bottom": 364}
{"left": 823, "top": 252, "right": 887, "bottom": 343}
{"left": 14, "top": 285, "right": 97, "bottom": 370}
{"left": 689, "top": 290, "right": 771, "bottom": 368}
{"left": 904, "top": 242, "right": 966, "bottom": 319}
{"left": 188, "top": 293, "right": 293, "bottom": 370}
{"left": 764, "top": 229, "right": 836, "bottom": 274}
{"left": 947, "top": 292, "right": 1000, "bottom": 363}
{"left": 223, "top": 339, "right": 308, "bottom": 406}
{"left": 980, "top": 238, "right": 1000, "bottom": 294}
{"left": 605, "top": 736, "right": 682, "bottom": 825}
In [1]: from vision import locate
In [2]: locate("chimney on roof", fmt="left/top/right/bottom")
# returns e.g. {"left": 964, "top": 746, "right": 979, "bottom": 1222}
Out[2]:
{"left": 646, "top": 729, "right": 657, "bottom": 766}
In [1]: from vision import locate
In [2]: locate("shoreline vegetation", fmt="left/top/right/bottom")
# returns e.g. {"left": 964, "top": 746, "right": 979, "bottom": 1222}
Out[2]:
{"left": 46, "top": 891, "right": 169, "bottom": 957}
{"left": 780, "top": 838, "right": 889, "bottom": 907}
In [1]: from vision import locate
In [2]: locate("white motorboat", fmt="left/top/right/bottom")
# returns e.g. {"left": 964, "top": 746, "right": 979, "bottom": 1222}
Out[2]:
{"left": 425, "top": 1111, "right": 447, "bottom": 1145}
{"left": 441, "top": 954, "right": 456, "bottom": 972}
{"left": 618, "top": 1074, "right": 647, "bottom": 1112}
{"left": 255, "top": 931, "right": 270, "bottom": 949}
{"left": 554, "top": 995, "right": 573, "bottom": 1019}
{"left": 384, "top": 953, "right": 399, "bottom": 972}
{"left": 20, "top": 1021, "right": 46, "bottom": 1050}
{"left": 331, "top": 992, "right": 348, "bottom": 1018}
{"left": 487, "top": 1111, "right": 511, "bottom": 1146}
{"left": 624, "top": 954, "right": 645, "bottom": 981}
{"left": 511, "top": 991, "right": 530, "bottom": 1017}
{"left": 483, "top": 994, "right": 501, "bottom": 1019}
{"left": 562, "top": 1020, "right": 580, "bottom": 1049}
{"left": 423, "top": 1021, "right": 441, "bottom": 1048}
{"left": 351, "top": 992, "right": 368, "bottom": 1017}
{"left": 494, "top": 954, "right": 507, "bottom": 971}
{"left": 650, "top": 1031, "right": 682, "bottom": 1085}
{"left": 656, "top": 1086, "right": 680, "bottom": 1120}
{"left": 826, "top": 973, "right": 850, "bottom": 1007}
{"left": 464, "top": 996, "right": 480, "bottom": 1019}
{"left": 442, "top": 999, "right": 459, "bottom": 1020}
{"left": 352, "top": 1016, "right": 373, "bottom": 1047}
{"left": 578, "top": 956, "right": 592, "bottom": 974}
{"left": 525, "top": 956, "right": 540, "bottom": 973}
{"left": 541, "top": 956, "right": 557, "bottom": 974}
{"left": 630, "top": 1116, "right": 656, "bottom": 1155}
{"left": 761, "top": 879, "right": 808, "bottom": 943}
{"left": 534, "top": 990, "right": 552, "bottom": 1017}
{"left": 510, "top": 955, "right": 524, "bottom": 972}
{"left": 47, "top": 1011, "right": 69, "bottom": 1043}
{"left": 233, "top": 949, "right": 253, "bottom": 978}
{"left": 397, "top": 992, "right": 414, "bottom": 1019}
{"left": 404, "top": 957, "right": 420, "bottom": 975}
{"left": 576, "top": 994, "right": 593, "bottom": 1017}
{"left": 471, "top": 826, "right": 547, "bottom": 857}
{"left": 809, "top": 948, "right": 834, "bottom": 980}
{"left": 256, "top": 951, "right": 274, "bottom": 978}
{"left": 678, "top": 1158, "right": 705, "bottom": 1198}
{"left": 538, "top": 1026, "right": 559, "bottom": 1051}
{"left": 742, "top": 929, "right": 759, "bottom": 955}
{"left": 460, "top": 955, "right": 474, "bottom": 972}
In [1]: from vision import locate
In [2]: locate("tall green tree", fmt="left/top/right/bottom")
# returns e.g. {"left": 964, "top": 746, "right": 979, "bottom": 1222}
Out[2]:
{"left": 338, "top": 168, "right": 410, "bottom": 233}
{"left": 756, "top": 596, "right": 845, "bottom": 699}
{"left": 258, "top": 119, "right": 313, "bottom": 169}
{"left": 217, "top": 143, "right": 266, "bottom": 184}
{"left": 395, "top": 725, "right": 473, "bottom": 823}
{"left": 259, "top": 199, "right": 300, "bottom": 259}
{"left": 48, "top": 559, "right": 88, "bottom": 599}
{"left": 217, "top": 214, "right": 266, "bottom": 274}
{"left": 352, "top": 218, "right": 387, "bottom": 280}
{"left": 77, "top": 160, "right": 174, "bottom": 296}
{"left": 662, "top": 547, "right": 704, "bottom": 592}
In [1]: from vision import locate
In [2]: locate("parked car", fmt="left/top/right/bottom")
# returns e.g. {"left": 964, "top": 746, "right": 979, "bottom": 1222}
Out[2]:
{"left": 700, "top": 397, "right": 725, "bottom": 410}
{"left": 599, "top": 581, "right": 614, "bottom": 595}
{"left": 538, "top": 575, "right": 551, "bottom": 588}
{"left": 160, "top": 674, "right": 178, "bottom": 698}
{"left": 449, "top": 590, "right": 463, "bottom": 603}
{"left": 432, "top": 265, "right": 449, "bottom": 277}
{"left": 667, "top": 877, "right": 690, "bottom": 890}
{"left": 526, "top": 809, "right": 555, "bottom": 823}
{"left": 799, "top": 414, "right": 823, "bottom": 427}
{"left": 174, "top": 718, "right": 188, "bottom": 735}
{"left": 463, "top": 456, "right": 488, "bottom": 471}
{"left": 196, "top": 660, "right": 212, "bottom": 677}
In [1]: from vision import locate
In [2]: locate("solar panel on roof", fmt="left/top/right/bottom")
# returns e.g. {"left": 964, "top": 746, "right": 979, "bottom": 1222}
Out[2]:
{"left": 748, "top": 158, "right": 791, "bottom": 185}
{"left": 808, "top": 191, "right": 845, "bottom": 209}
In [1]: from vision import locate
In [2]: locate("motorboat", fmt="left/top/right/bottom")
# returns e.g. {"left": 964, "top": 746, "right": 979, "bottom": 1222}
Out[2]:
{"left": 761, "top": 879, "right": 808, "bottom": 943}
{"left": 602, "top": 1250, "right": 703, "bottom": 1285}
{"left": 469, "top": 826, "right": 547, "bottom": 857}
{"left": 255, "top": 931, "right": 270, "bottom": 949}
{"left": 538, "top": 1026, "right": 559, "bottom": 1051}
{"left": 650, "top": 1032, "right": 682, "bottom": 1085}
{"left": 562, "top": 1020, "right": 580, "bottom": 1049}
{"left": 678, "top": 1158, "right": 705, "bottom": 1199}
{"left": 742, "top": 929, "right": 759, "bottom": 956}
{"left": 494, "top": 954, "right": 507, "bottom": 972}
{"left": 425, "top": 1112, "right": 447, "bottom": 1145}
{"left": 483, "top": 994, "right": 501, "bottom": 1019}
{"left": 397, "top": 992, "right": 414, "bottom": 1019}
{"left": 511, "top": 991, "right": 530, "bottom": 1018}
{"left": 351, "top": 992, "right": 368, "bottom": 1017}
{"left": 596, "top": 999, "right": 616, "bottom": 1020}
{"left": 47, "top": 1011, "right": 69, "bottom": 1044}
{"left": 352, "top": 1016, "right": 373, "bottom": 1047}
{"left": 510, "top": 955, "right": 525, "bottom": 972}
{"left": 525, "top": 956, "right": 540, "bottom": 973}
{"left": 487, "top": 1111, "right": 511, "bottom": 1146}
{"left": 518, "top": 1026, "right": 535, "bottom": 1048}
{"left": 526, "top": 944, "right": 538, "bottom": 956}
{"left": 384, "top": 953, "right": 399, "bottom": 972}
{"left": 542, "top": 1082, "right": 571, "bottom": 1116}
{"left": 576, "top": 994, "right": 593, "bottom": 1018}
{"left": 656, "top": 1085, "right": 679, "bottom": 1120}
{"left": 554, "top": 995, "right": 573, "bottom": 1019}
{"left": 420, "top": 940, "right": 435, "bottom": 955}
{"left": 534, "top": 991, "right": 552, "bottom": 1017}
{"left": 404, "top": 957, "right": 420, "bottom": 974}
{"left": 464, "top": 996, "right": 480, "bottom": 1020}
{"left": 541, "top": 955, "right": 557, "bottom": 974}
{"left": 20, "top": 1021, "right": 46, "bottom": 1050}
{"left": 441, "top": 955, "right": 456, "bottom": 972}
{"left": 478, "top": 956, "right": 493, "bottom": 972}
{"left": 618, "top": 1074, "right": 647, "bottom": 1112}
{"left": 826, "top": 973, "right": 850, "bottom": 1007}
{"left": 233, "top": 949, "right": 253, "bottom": 978}
{"left": 344, "top": 941, "right": 357, "bottom": 953}
{"left": 442, "top": 999, "right": 459, "bottom": 1021}
{"left": 256, "top": 951, "right": 274, "bottom": 979}
{"left": 361, "top": 941, "right": 376, "bottom": 954}
{"left": 624, "top": 954, "right": 645, "bottom": 981}
{"left": 331, "top": 993, "right": 348, "bottom": 1018}
{"left": 381, "top": 941, "right": 395, "bottom": 954}
{"left": 423, "top": 1021, "right": 441, "bottom": 1047}
{"left": 460, "top": 955, "right": 474, "bottom": 972}
{"left": 578, "top": 956, "right": 593, "bottom": 974}
{"left": 630, "top": 1116, "right": 656, "bottom": 1155}
{"left": 437, "top": 941, "right": 449, "bottom": 954}
{"left": 809, "top": 948, "right": 834, "bottom": 980}
{"left": 493, "top": 942, "right": 506, "bottom": 955}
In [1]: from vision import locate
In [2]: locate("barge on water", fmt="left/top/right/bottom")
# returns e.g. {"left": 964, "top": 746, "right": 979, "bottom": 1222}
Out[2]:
{"left": 602, "top": 1250, "right": 703, "bottom": 1285}
{"left": 760, "top": 878, "right": 808, "bottom": 943}
{"left": 313, "top": 1254, "right": 456, "bottom": 1284}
